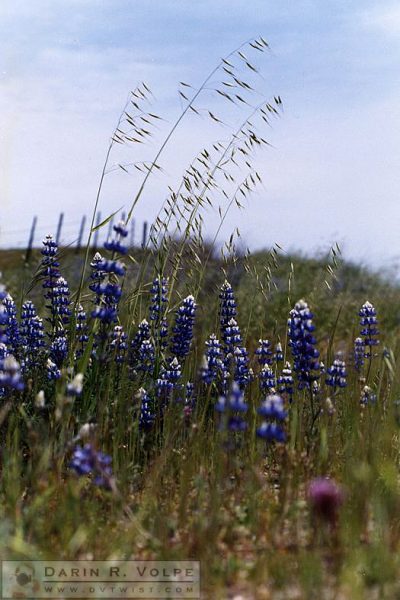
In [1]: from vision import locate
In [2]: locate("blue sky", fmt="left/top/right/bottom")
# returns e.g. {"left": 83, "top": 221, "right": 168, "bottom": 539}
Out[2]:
{"left": 1, "top": 1, "right": 400, "bottom": 267}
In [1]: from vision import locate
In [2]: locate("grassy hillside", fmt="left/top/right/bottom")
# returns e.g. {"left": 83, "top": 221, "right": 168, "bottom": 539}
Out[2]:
{"left": 1, "top": 243, "right": 400, "bottom": 598}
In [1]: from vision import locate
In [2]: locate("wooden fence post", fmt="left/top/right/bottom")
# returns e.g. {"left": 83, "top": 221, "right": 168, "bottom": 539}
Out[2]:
{"left": 56, "top": 212, "right": 64, "bottom": 246}
{"left": 24, "top": 216, "right": 37, "bottom": 262}
{"left": 141, "top": 221, "right": 148, "bottom": 249}
{"left": 76, "top": 215, "right": 86, "bottom": 254}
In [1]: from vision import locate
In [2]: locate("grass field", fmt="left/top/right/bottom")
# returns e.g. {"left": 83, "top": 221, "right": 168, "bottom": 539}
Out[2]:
{"left": 1, "top": 242, "right": 400, "bottom": 599}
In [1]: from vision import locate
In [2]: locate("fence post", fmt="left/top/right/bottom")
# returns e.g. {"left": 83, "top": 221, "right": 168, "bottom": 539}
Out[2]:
{"left": 141, "top": 221, "right": 148, "bottom": 249}
{"left": 93, "top": 212, "right": 101, "bottom": 250}
{"left": 56, "top": 212, "right": 64, "bottom": 246}
{"left": 107, "top": 216, "right": 114, "bottom": 242}
{"left": 76, "top": 215, "right": 86, "bottom": 254}
{"left": 24, "top": 216, "right": 37, "bottom": 263}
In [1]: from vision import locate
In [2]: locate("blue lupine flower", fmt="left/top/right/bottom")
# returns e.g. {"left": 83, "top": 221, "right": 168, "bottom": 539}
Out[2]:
{"left": 20, "top": 301, "right": 45, "bottom": 371}
{"left": 326, "top": 357, "right": 347, "bottom": 389}
{"left": 137, "top": 339, "right": 155, "bottom": 374}
{"left": 171, "top": 295, "right": 197, "bottom": 359}
{"left": 0, "top": 284, "right": 9, "bottom": 344}
{"left": 89, "top": 252, "right": 107, "bottom": 304}
{"left": 275, "top": 342, "right": 284, "bottom": 363}
{"left": 66, "top": 373, "right": 84, "bottom": 396}
{"left": 159, "top": 318, "right": 169, "bottom": 350}
{"left": 288, "top": 299, "right": 320, "bottom": 390}
{"left": 149, "top": 277, "right": 169, "bottom": 349}
{"left": 104, "top": 221, "right": 129, "bottom": 255}
{"left": 201, "top": 334, "right": 224, "bottom": 384}
{"left": 0, "top": 353, "right": 24, "bottom": 394}
{"left": 256, "top": 393, "right": 287, "bottom": 443}
{"left": 353, "top": 337, "right": 364, "bottom": 372}
{"left": 138, "top": 388, "right": 155, "bottom": 429}
{"left": 255, "top": 339, "right": 273, "bottom": 367}
{"left": 41, "top": 235, "right": 63, "bottom": 329}
{"left": 258, "top": 393, "right": 287, "bottom": 420}
{"left": 132, "top": 319, "right": 151, "bottom": 348}
{"left": 223, "top": 318, "right": 242, "bottom": 354}
{"left": 259, "top": 364, "right": 276, "bottom": 393}
{"left": 215, "top": 383, "right": 248, "bottom": 432}
{"left": 96, "top": 259, "right": 125, "bottom": 276}
{"left": 49, "top": 277, "right": 71, "bottom": 326}
{"left": 69, "top": 444, "right": 113, "bottom": 488}
{"left": 219, "top": 281, "right": 237, "bottom": 334}
{"left": 360, "top": 385, "right": 377, "bottom": 406}
{"left": 359, "top": 301, "right": 379, "bottom": 359}
{"left": 156, "top": 357, "right": 182, "bottom": 399}
{"left": 91, "top": 226, "right": 127, "bottom": 325}
{"left": 149, "top": 277, "right": 168, "bottom": 323}
{"left": 91, "top": 282, "right": 122, "bottom": 324}
{"left": 110, "top": 325, "right": 128, "bottom": 364}
{"left": 41, "top": 234, "right": 61, "bottom": 286}
{"left": 47, "top": 358, "right": 61, "bottom": 380}
{"left": 184, "top": 381, "right": 196, "bottom": 416}
{"left": 233, "top": 346, "right": 252, "bottom": 387}
{"left": 75, "top": 305, "right": 89, "bottom": 358}
{"left": 0, "top": 343, "right": 7, "bottom": 360}
{"left": 4, "top": 295, "right": 20, "bottom": 355}
{"left": 219, "top": 284, "right": 245, "bottom": 390}
{"left": 256, "top": 422, "right": 286, "bottom": 443}
{"left": 277, "top": 361, "right": 294, "bottom": 400}
{"left": 129, "top": 319, "right": 151, "bottom": 376}
{"left": 50, "top": 329, "right": 68, "bottom": 366}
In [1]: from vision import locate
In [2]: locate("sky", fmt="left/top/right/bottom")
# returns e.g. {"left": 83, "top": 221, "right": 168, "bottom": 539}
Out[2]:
{"left": 0, "top": 0, "right": 400, "bottom": 269}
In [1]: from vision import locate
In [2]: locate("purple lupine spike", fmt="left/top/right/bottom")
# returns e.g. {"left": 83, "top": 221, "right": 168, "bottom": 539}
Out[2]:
{"left": 359, "top": 301, "right": 379, "bottom": 359}
{"left": 110, "top": 325, "right": 128, "bottom": 364}
{"left": 156, "top": 357, "right": 182, "bottom": 402}
{"left": 219, "top": 281, "right": 237, "bottom": 334}
{"left": 138, "top": 388, "right": 155, "bottom": 430}
{"left": 3, "top": 295, "right": 20, "bottom": 356}
{"left": 104, "top": 221, "right": 129, "bottom": 255}
{"left": 233, "top": 346, "right": 252, "bottom": 388}
{"left": 353, "top": 337, "right": 364, "bottom": 372}
{"left": 201, "top": 334, "right": 224, "bottom": 384}
{"left": 20, "top": 301, "right": 46, "bottom": 371}
{"left": 259, "top": 364, "right": 276, "bottom": 394}
{"left": 69, "top": 444, "right": 113, "bottom": 488}
{"left": 171, "top": 295, "right": 197, "bottom": 359}
{"left": 256, "top": 393, "right": 287, "bottom": 443}
{"left": 288, "top": 299, "right": 320, "bottom": 390}
{"left": 277, "top": 361, "right": 294, "bottom": 401}
{"left": 137, "top": 339, "right": 155, "bottom": 374}
{"left": 75, "top": 304, "right": 88, "bottom": 358}
{"left": 215, "top": 382, "right": 248, "bottom": 433}
{"left": 255, "top": 339, "right": 273, "bottom": 367}
{"left": 0, "top": 354, "right": 24, "bottom": 395}
{"left": 326, "top": 357, "right": 347, "bottom": 390}
{"left": 275, "top": 342, "right": 284, "bottom": 363}
{"left": 91, "top": 226, "right": 127, "bottom": 325}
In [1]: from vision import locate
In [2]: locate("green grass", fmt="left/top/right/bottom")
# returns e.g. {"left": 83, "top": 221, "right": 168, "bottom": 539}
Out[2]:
{"left": 1, "top": 246, "right": 400, "bottom": 599}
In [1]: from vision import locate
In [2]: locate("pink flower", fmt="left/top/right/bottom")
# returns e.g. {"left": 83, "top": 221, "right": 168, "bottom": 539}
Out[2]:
{"left": 308, "top": 478, "right": 344, "bottom": 525}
